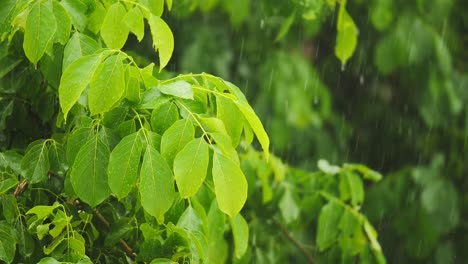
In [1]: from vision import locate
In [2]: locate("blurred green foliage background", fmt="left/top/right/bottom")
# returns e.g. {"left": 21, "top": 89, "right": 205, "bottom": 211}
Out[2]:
{"left": 123, "top": 0, "right": 467, "bottom": 263}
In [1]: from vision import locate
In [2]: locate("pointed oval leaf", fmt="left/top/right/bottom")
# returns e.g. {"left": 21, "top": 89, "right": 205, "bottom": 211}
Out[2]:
{"left": 212, "top": 152, "right": 247, "bottom": 217}
{"left": 157, "top": 81, "right": 193, "bottom": 99}
{"left": 101, "top": 2, "right": 129, "bottom": 49}
{"left": 139, "top": 146, "right": 175, "bottom": 219}
{"left": 335, "top": 2, "right": 358, "bottom": 67}
{"left": 21, "top": 141, "right": 49, "bottom": 184}
{"left": 148, "top": 15, "right": 174, "bottom": 71}
{"left": 88, "top": 55, "right": 125, "bottom": 115}
{"left": 52, "top": 1, "right": 71, "bottom": 45}
{"left": 66, "top": 127, "right": 93, "bottom": 166}
{"left": 59, "top": 53, "right": 104, "bottom": 119}
{"left": 63, "top": 32, "right": 100, "bottom": 71}
{"left": 317, "top": 201, "right": 344, "bottom": 251}
{"left": 150, "top": 101, "right": 179, "bottom": 135}
{"left": 124, "top": 7, "right": 144, "bottom": 42}
{"left": 160, "top": 118, "right": 194, "bottom": 166}
{"left": 60, "top": 0, "right": 87, "bottom": 31}
{"left": 235, "top": 101, "right": 269, "bottom": 159}
{"left": 230, "top": 214, "right": 249, "bottom": 258}
{"left": 174, "top": 138, "right": 209, "bottom": 198}
{"left": 70, "top": 136, "right": 111, "bottom": 207}
{"left": 23, "top": 1, "right": 57, "bottom": 65}
{"left": 108, "top": 132, "right": 143, "bottom": 199}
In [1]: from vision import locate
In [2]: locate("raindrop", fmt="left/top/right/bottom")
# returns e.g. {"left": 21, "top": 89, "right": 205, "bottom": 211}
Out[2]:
{"left": 359, "top": 74, "right": 364, "bottom": 85}
{"left": 260, "top": 19, "right": 265, "bottom": 29}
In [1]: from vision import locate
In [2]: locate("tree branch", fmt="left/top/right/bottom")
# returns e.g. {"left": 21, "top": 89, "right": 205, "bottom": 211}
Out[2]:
{"left": 273, "top": 218, "right": 315, "bottom": 264}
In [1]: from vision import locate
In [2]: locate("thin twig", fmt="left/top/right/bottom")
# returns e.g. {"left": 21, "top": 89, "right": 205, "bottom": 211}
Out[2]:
{"left": 273, "top": 218, "right": 315, "bottom": 264}
{"left": 93, "top": 209, "right": 137, "bottom": 260}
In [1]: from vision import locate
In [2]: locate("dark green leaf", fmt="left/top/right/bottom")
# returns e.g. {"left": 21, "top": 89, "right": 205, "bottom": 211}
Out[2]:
{"left": 70, "top": 136, "right": 111, "bottom": 207}
{"left": 317, "top": 200, "right": 344, "bottom": 251}
{"left": 21, "top": 140, "right": 49, "bottom": 184}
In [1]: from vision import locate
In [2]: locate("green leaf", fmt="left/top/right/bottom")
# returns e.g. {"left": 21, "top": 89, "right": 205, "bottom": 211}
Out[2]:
{"left": 63, "top": 32, "right": 100, "bottom": 71}
{"left": 140, "top": 0, "right": 164, "bottom": 17}
{"left": 275, "top": 11, "right": 295, "bottom": 42}
{"left": 216, "top": 96, "right": 243, "bottom": 147}
{"left": 212, "top": 152, "right": 247, "bottom": 217}
{"left": 345, "top": 172, "right": 364, "bottom": 206}
{"left": 158, "top": 81, "right": 193, "bottom": 99}
{"left": 101, "top": 2, "right": 129, "bottom": 49}
{"left": 210, "top": 132, "right": 240, "bottom": 165}
{"left": 229, "top": 214, "right": 248, "bottom": 258}
{"left": 0, "top": 178, "right": 17, "bottom": 195}
{"left": 0, "top": 222, "right": 16, "bottom": 264}
{"left": 235, "top": 101, "right": 269, "bottom": 159}
{"left": 124, "top": 7, "right": 144, "bottom": 42}
{"left": 139, "top": 145, "right": 175, "bottom": 219}
{"left": 86, "top": 2, "right": 106, "bottom": 34}
{"left": 23, "top": 1, "right": 57, "bottom": 65}
{"left": 66, "top": 127, "right": 93, "bottom": 166}
{"left": 335, "top": 0, "right": 358, "bottom": 67}
{"left": 161, "top": 119, "right": 195, "bottom": 166}
{"left": 60, "top": 0, "right": 87, "bottom": 31}
{"left": 174, "top": 138, "right": 209, "bottom": 198}
{"left": 37, "top": 257, "right": 60, "bottom": 264}
{"left": 21, "top": 140, "right": 49, "bottom": 184}
{"left": 148, "top": 15, "right": 174, "bottom": 71}
{"left": 88, "top": 55, "right": 125, "bottom": 115}
{"left": 151, "top": 101, "right": 179, "bottom": 135}
{"left": 26, "top": 203, "right": 59, "bottom": 220}
{"left": 108, "top": 132, "right": 143, "bottom": 199}
{"left": 70, "top": 136, "right": 111, "bottom": 207}
{"left": 317, "top": 201, "right": 344, "bottom": 251}
{"left": 279, "top": 188, "right": 300, "bottom": 224}
{"left": 59, "top": 53, "right": 104, "bottom": 120}
{"left": 52, "top": 1, "right": 71, "bottom": 45}
{"left": 339, "top": 209, "right": 361, "bottom": 237}
{"left": 48, "top": 141, "right": 67, "bottom": 174}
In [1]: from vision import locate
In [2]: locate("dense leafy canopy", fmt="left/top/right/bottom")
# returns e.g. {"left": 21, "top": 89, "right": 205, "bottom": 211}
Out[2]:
{"left": 2, "top": 0, "right": 464, "bottom": 263}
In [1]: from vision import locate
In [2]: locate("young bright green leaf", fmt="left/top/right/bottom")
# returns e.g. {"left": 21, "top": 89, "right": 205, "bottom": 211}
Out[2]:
{"left": 157, "top": 81, "right": 193, "bottom": 99}
{"left": 124, "top": 7, "right": 145, "bottom": 42}
{"left": 101, "top": 2, "right": 129, "bottom": 49}
{"left": 125, "top": 66, "right": 142, "bottom": 103}
{"left": 59, "top": 53, "right": 104, "bottom": 120}
{"left": 140, "top": 0, "right": 164, "bottom": 17}
{"left": 148, "top": 15, "right": 174, "bottom": 71}
{"left": 174, "top": 138, "right": 209, "bottom": 198}
{"left": 139, "top": 146, "right": 175, "bottom": 219}
{"left": 235, "top": 101, "right": 269, "bottom": 159}
{"left": 86, "top": 2, "right": 106, "bottom": 34}
{"left": 229, "top": 214, "right": 249, "bottom": 258}
{"left": 70, "top": 136, "right": 111, "bottom": 207}
{"left": 108, "top": 132, "right": 143, "bottom": 199}
{"left": 151, "top": 101, "right": 179, "bottom": 135}
{"left": 216, "top": 96, "right": 243, "bottom": 147}
{"left": 60, "top": 0, "right": 87, "bottom": 31}
{"left": 275, "top": 11, "right": 295, "bottom": 42}
{"left": 161, "top": 119, "right": 194, "bottom": 166}
{"left": 166, "top": 0, "right": 173, "bottom": 11}
{"left": 317, "top": 201, "right": 344, "bottom": 251}
{"left": 209, "top": 132, "right": 240, "bottom": 165}
{"left": 88, "top": 55, "right": 125, "bottom": 115}
{"left": 26, "top": 203, "right": 59, "bottom": 220}
{"left": 335, "top": 0, "right": 358, "bottom": 67}
{"left": 21, "top": 140, "right": 49, "bottom": 184}
{"left": 23, "top": 1, "right": 57, "bottom": 65}
{"left": 63, "top": 32, "right": 100, "bottom": 71}
{"left": 52, "top": 1, "right": 71, "bottom": 45}
{"left": 339, "top": 209, "right": 361, "bottom": 237}
{"left": 212, "top": 152, "right": 247, "bottom": 217}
